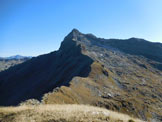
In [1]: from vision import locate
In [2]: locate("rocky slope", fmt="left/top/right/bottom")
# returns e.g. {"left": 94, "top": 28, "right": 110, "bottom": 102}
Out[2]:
{"left": 0, "top": 56, "right": 31, "bottom": 72}
{"left": 0, "top": 29, "right": 162, "bottom": 121}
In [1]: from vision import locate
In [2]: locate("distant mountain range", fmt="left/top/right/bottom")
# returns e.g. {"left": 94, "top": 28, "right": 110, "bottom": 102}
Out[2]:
{"left": 0, "top": 55, "right": 32, "bottom": 60}
{"left": 0, "top": 29, "right": 162, "bottom": 121}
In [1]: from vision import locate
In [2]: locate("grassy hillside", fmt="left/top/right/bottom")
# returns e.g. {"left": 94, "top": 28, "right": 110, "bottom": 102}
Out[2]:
{"left": 0, "top": 104, "right": 143, "bottom": 122}
{"left": 42, "top": 61, "right": 162, "bottom": 121}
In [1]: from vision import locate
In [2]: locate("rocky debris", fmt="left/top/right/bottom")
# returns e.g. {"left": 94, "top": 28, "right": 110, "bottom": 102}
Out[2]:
{"left": 19, "top": 99, "right": 41, "bottom": 106}
{"left": 0, "top": 58, "right": 30, "bottom": 72}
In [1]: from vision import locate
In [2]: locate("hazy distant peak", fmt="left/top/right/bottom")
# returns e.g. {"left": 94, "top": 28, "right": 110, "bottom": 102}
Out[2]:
{"left": 0, "top": 55, "right": 32, "bottom": 60}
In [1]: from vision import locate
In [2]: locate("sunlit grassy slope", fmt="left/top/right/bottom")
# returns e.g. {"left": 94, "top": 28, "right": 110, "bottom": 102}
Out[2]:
{"left": 0, "top": 104, "right": 143, "bottom": 122}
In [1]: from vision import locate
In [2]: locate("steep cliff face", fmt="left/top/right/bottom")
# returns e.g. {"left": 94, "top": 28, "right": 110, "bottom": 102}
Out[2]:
{"left": 0, "top": 29, "right": 162, "bottom": 121}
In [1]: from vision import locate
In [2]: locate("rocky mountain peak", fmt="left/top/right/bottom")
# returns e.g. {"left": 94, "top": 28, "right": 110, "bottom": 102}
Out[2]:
{"left": 59, "top": 29, "right": 87, "bottom": 53}
{"left": 65, "top": 28, "right": 82, "bottom": 40}
{"left": 71, "top": 28, "right": 81, "bottom": 34}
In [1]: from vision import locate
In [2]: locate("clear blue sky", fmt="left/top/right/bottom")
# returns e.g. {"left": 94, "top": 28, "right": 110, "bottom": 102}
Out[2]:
{"left": 0, "top": 0, "right": 162, "bottom": 57}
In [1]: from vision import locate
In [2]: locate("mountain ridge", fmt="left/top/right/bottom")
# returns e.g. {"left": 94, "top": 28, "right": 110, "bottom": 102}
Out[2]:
{"left": 0, "top": 29, "right": 162, "bottom": 121}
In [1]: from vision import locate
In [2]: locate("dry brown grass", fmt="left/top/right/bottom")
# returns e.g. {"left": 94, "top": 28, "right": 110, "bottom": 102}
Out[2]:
{"left": 0, "top": 104, "right": 143, "bottom": 122}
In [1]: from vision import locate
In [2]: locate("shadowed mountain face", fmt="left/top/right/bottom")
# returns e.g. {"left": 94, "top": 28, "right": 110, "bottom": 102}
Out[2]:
{"left": 0, "top": 31, "right": 93, "bottom": 105}
{"left": 0, "top": 29, "right": 162, "bottom": 121}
